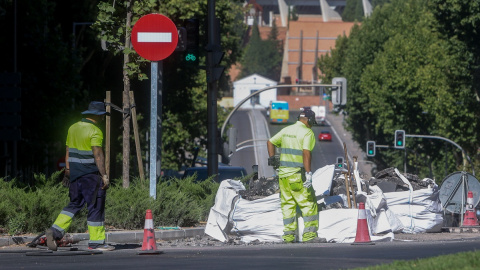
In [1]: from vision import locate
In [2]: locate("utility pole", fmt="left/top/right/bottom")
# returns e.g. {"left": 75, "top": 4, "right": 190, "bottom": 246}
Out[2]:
{"left": 207, "top": 0, "right": 225, "bottom": 182}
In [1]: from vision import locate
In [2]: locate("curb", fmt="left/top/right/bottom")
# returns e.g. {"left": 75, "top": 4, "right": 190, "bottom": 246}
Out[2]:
{"left": 0, "top": 228, "right": 206, "bottom": 247}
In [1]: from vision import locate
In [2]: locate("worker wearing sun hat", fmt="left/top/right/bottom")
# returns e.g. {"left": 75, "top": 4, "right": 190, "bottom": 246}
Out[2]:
{"left": 46, "top": 101, "right": 114, "bottom": 251}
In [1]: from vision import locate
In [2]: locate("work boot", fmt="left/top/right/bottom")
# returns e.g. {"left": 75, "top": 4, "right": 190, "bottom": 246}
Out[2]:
{"left": 304, "top": 237, "right": 327, "bottom": 243}
{"left": 282, "top": 235, "right": 296, "bottom": 244}
{"left": 45, "top": 228, "right": 57, "bottom": 251}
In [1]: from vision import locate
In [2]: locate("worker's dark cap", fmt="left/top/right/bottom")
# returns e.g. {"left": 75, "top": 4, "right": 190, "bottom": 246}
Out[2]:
{"left": 299, "top": 109, "right": 317, "bottom": 125}
{"left": 82, "top": 101, "right": 109, "bottom": 115}
{"left": 299, "top": 109, "right": 316, "bottom": 119}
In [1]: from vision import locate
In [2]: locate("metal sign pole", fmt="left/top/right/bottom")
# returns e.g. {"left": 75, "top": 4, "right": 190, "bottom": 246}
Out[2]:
{"left": 149, "top": 61, "right": 163, "bottom": 199}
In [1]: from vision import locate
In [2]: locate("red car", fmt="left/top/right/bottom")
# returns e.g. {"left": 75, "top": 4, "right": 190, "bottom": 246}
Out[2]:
{"left": 318, "top": 130, "right": 332, "bottom": 141}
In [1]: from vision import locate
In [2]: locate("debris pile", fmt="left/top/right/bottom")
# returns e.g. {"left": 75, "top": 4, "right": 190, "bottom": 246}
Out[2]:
{"left": 239, "top": 176, "right": 279, "bottom": 201}
{"left": 238, "top": 167, "right": 435, "bottom": 202}
{"left": 368, "top": 167, "right": 434, "bottom": 192}
{"left": 331, "top": 174, "right": 355, "bottom": 196}
{"left": 205, "top": 165, "right": 444, "bottom": 244}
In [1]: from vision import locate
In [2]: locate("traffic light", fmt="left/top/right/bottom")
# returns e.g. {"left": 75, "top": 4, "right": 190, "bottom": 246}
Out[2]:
{"left": 394, "top": 130, "right": 405, "bottom": 149}
{"left": 332, "top": 77, "right": 347, "bottom": 105}
{"left": 206, "top": 18, "right": 224, "bottom": 83}
{"left": 336, "top": 156, "right": 344, "bottom": 168}
{"left": 185, "top": 18, "right": 199, "bottom": 65}
{"left": 366, "top": 141, "right": 376, "bottom": 157}
{"left": 175, "top": 27, "right": 187, "bottom": 51}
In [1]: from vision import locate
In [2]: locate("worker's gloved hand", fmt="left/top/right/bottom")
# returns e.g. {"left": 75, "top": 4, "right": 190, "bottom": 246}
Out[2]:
{"left": 267, "top": 156, "right": 275, "bottom": 166}
{"left": 303, "top": 171, "right": 313, "bottom": 188}
{"left": 62, "top": 169, "right": 70, "bottom": 188}
{"left": 268, "top": 156, "right": 280, "bottom": 169}
{"left": 102, "top": 175, "right": 110, "bottom": 190}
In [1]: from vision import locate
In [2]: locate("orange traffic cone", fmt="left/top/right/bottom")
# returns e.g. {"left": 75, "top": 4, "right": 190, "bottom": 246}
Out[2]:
{"left": 138, "top": 209, "right": 161, "bottom": 255}
{"left": 462, "top": 191, "right": 479, "bottom": 227}
{"left": 352, "top": 202, "right": 375, "bottom": 245}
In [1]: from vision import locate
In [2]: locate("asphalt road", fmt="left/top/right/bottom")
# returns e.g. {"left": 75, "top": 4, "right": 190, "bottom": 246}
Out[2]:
{"left": 2, "top": 239, "right": 480, "bottom": 270}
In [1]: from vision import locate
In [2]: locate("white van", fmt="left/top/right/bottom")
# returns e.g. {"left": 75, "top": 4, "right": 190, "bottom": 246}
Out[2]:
{"left": 311, "top": 105, "right": 326, "bottom": 126}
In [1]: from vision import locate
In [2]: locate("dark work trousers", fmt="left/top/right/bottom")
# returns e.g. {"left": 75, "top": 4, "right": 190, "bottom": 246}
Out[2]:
{"left": 65, "top": 173, "right": 106, "bottom": 221}
{"left": 51, "top": 173, "right": 106, "bottom": 242}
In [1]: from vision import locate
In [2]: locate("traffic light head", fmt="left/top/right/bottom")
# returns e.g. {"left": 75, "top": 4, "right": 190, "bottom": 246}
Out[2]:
{"left": 332, "top": 77, "right": 347, "bottom": 106}
{"left": 366, "top": 141, "right": 376, "bottom": 157}
{"left": 336, "top": 156, "right": 344, "bottom": 168}
{"left": 185, "top": 18, "right": 199, "bottom": 65}
{"left": 394, "top": 130, "right": 405, "bottom": 149}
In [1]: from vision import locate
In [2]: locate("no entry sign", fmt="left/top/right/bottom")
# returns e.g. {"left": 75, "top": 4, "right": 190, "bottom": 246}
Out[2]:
{"left": 131, "top": 14, "right": 178, "bottom": 61}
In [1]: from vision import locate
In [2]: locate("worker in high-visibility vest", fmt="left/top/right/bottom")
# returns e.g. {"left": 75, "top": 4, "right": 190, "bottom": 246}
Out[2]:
{"left": 267, "top": 109, "right": 321, "bottom": 243}
{"left": 46, "top": 101, "right": 114, "bottom": 251}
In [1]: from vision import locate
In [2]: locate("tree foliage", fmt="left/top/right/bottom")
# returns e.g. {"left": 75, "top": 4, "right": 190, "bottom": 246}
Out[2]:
{"left": 0, "top": 0, "right": 101, "bottom": 182}
{"left": 319, "top": 0, "right": 480, "bottom": 179}
{"left": 342, "top": 0, "right": 365, "bottom": 22}
{"left": 0, "top": 0, "right": 245, "bottom": 182}
{"left": 239, "top": 21, "right": 283, "bottom": 81}
{"left": 342, "top": 0, "right": 392, "bottom": 22}
{"left": 93, "top": 0, "right": 245, "bottom": 171}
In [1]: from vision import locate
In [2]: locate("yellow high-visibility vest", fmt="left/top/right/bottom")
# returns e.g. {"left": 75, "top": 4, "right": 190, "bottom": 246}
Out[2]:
{"left": 269, "top": 121, "right": 315, "bottom": 178}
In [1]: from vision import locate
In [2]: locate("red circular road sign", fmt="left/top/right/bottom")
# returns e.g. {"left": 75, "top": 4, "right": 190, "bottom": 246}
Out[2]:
{"left": 131, "top": 14, "right": 178, "bottom": 61}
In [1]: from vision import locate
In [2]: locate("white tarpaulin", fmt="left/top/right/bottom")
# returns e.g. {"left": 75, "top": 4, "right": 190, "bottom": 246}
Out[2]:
{"left": 384, "top": 187, "right": 443, "bottom": 233}
{"left": 205, "top": 166, "right": 443, "bottom": 243}
{"left": 204, "top": 180, "right": 245, "bottom": 242}
{"left": 231, "top": 194, "right": 284, "bottom": 243}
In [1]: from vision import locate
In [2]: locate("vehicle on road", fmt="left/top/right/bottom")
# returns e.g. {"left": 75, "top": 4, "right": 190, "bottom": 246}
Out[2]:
{"left": 318, "top": 130, "right": 332, "bottom": 141}
{"left": 183, "top": 166, "right": 248, "bottom": 182}
{"left": 311, "top": 105, "right": 326, "bottom": 126}
{"left": 269, "top": 101, "right": 289, "bottom": 124}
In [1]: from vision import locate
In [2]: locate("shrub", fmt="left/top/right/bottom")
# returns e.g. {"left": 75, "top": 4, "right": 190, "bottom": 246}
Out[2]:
{"left": 0, "top": 173, "right": 220, "bottom": 234}
{"left": 0, "top": 172, "right": 70, "bottom": 235}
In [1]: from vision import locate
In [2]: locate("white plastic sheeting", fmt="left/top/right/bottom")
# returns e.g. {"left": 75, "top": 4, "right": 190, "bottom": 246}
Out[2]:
{"left": 384, "top": 187, "right": 443, "bottom": 233}
{"left": 232, "top": 194, "right": 284, "bottom": 243}
{"left": 204, "top": 180, "right": 245, "bottom": 242}
{"left": 205, "top": 166, "right": 443, "bottom": 243}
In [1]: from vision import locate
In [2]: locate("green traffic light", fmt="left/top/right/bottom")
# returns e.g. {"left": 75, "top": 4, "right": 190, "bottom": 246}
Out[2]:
{"left": 186, "top": 53, "right": 197, "bottom": 62}
{"left": 397, "top": 141, "right": 402, "bottom": 146}
{"left": 338, "top": 164, "right": 343, "bottom": 167}
{"left": 368, "top": 150, "right": 373, "bottom": 154}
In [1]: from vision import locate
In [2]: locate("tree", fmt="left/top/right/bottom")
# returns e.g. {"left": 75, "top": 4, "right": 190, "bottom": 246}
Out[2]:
{"left": 342, "top": 0, "right": 365, "bottom": 22}
{"left": 239, "top": 22, "right": 282, "bottom": 81}
{"left": 319, "top": 0, "right": 480, "bottom": 178}
{"left": 430, "top": 0, "right": 480, "bottom": 123}
{"left": 342, "top": 0, "right": 392, "bottom": 22}
{"left": 265, "top": 19, "right": 283, "bottom": 81}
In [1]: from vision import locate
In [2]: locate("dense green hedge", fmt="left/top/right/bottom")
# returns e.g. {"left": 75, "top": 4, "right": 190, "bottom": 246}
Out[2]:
{"left": 0, "top": 172, "right": 219, "bottom": 235}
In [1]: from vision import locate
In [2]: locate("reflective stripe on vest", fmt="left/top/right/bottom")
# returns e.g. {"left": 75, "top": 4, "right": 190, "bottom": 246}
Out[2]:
{"left": 280, "top": 147, "right": 304, "bottom": 168}
{"left": 68, "top": 148, "right": 95, "bottom": 165}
